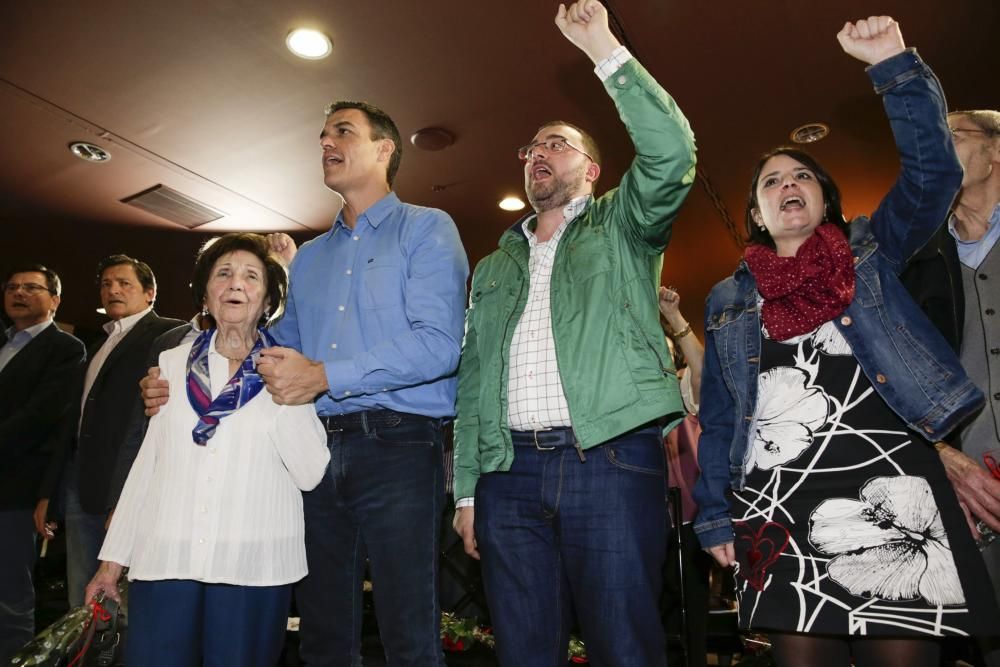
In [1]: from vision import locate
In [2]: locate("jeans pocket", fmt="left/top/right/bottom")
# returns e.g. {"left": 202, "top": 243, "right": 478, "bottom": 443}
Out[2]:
{"left": 604, "top": 440, "right": 665, "bottom": 475}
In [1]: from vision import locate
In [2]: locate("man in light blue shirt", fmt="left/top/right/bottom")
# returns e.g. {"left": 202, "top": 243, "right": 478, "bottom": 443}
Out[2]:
{"left": 259, "top": 101, "right": 468, "bottom": 667}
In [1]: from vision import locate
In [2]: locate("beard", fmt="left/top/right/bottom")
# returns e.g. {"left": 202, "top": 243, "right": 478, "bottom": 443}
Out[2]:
{"left": 526, "top": 161, "right": 588, "bottom": 213}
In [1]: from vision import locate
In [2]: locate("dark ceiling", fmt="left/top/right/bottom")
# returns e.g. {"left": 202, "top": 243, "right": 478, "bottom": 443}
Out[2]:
{"left": 1, "top": 1, "right": 998, "bottom": 341}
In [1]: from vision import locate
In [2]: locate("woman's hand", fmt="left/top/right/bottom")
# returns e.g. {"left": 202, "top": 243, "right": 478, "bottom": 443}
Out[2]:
{"left": 84, "top": 561, "right": 124, "bottom": 605}
{"left": 837, "top": 16, "right": 905, "bottom": 66}
{"left": 706, "top": 542, "right": 736, "bottom": 568}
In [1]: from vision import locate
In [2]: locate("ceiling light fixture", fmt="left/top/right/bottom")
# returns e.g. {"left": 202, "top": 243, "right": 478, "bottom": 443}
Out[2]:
{"left": 286, "top": 28, "right": 332, "bottom": 60}
{"left": 411, "top": 127, "right": 455, "bottom": 152}
{"left": 499, "top": 197, "right": 525, "bottom": 211}
{"left": 69, "top": 142, "right": 111, "bottom": 163}
{"left": 790, "top": 122, "right": 830, "bottom": 144}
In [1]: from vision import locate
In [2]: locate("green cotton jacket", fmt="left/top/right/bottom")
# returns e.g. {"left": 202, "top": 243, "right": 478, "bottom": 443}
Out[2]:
{"left": 453, "top": 58, "right": 697, "bottom": 501}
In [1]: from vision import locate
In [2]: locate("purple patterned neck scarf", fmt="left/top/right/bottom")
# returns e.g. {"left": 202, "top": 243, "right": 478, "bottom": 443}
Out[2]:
{"left": 185, "top": 327, "right": 275, "bottom": 445}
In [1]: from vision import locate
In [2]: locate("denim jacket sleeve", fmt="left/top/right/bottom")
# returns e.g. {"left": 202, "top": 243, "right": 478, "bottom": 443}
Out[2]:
{"left": 865, "top": 48, "right": 963, "bottom": 272}
{"left": 691, "top": 298, "right": 738, "bottom": 549}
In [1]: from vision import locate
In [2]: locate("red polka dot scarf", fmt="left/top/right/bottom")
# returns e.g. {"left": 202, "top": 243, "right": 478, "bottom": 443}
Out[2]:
{"left": 744, "top": 223, "right": 855, "bottom": 341}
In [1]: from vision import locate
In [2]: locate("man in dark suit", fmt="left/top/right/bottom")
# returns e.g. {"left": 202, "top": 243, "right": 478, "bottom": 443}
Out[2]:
{"left": 0, "top": 264, "right": 85, "bottom": 662}
{"left": 40, "top": 254, "right": 182, "bottom": 607}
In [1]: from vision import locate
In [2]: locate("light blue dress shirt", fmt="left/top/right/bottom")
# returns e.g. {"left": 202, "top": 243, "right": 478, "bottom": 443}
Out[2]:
{"left": 272, "top": 192, "right": 469, "bottom": 417}
{"left": 948, "top": 202, "right": 1000, "bottom": 269}
{"left": 0, "top": 320, "right": 53, "bottom": 373}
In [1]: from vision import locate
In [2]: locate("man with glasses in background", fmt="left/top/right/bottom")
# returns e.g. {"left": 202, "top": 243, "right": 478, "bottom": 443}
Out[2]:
{"left": 0, "top": 265, "right": 84, "bottom": 662}
{"left": 903, "top": 109, "right": 1000, "bottom": 666}
{"left": 452, "top": 1, "right": 696, "bottom": 664}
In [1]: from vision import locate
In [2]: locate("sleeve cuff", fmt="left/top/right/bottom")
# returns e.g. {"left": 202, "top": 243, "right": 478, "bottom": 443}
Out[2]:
{"left": 865, "top": 47, "right": 925, "bottom": 94}
{"left": 455, "top": 497, "right": 475, "bottom": 508}
{"left": 594, "top": 46, "right": 633, "bottom": 81}
{"left": 324, "top": 359, "right": 363, "bottom": 399}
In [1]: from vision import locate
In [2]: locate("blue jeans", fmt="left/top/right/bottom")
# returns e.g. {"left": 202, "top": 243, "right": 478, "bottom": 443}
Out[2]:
{"left": 128, "top": 579, "right": 292, "bottom": 667}
{"left": 65, "top": 462, "right": 106, "bottom": 608}
{"left": 0, "top": 510, "right": 35, "bottom": 664}
{"left": 296, "top": 412, "right": 445, "bottom": 667}
{"left": 476, "top": 424, "right": 668, "bottom": 667}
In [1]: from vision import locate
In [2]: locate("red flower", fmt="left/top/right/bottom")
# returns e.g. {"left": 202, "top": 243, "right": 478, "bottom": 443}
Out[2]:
{"left": 442, "top": 636, "right": 466, "bottom": 652}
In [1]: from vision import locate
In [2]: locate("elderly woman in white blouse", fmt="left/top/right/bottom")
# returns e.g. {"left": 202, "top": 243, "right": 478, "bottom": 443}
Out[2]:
{"left": 85, "top": 233, "right": 329, "bottom": 667}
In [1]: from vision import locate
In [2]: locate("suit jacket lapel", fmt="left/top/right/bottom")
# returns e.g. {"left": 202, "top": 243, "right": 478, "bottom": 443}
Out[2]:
{"left": 0, "top": 323, "right": 56, "bottom": 383}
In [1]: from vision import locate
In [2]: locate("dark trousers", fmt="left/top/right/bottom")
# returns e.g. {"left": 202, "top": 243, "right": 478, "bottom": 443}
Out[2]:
{"left": 65, "top": 460, "right": 106, "bottom": 608}
{"left": 476, "top": 424, "right": 669, "bottom": 667}
{"left": 663, "top": 523, "right": 712, "bottom": 667}
{"left": 0, "top": 510, "right": 35, "bottom": 663}
{"left": 127, "top": 579, "right": 292, "bottom": 667}
{"left": 296, "top": 411, "right": 446, "bottom": 667}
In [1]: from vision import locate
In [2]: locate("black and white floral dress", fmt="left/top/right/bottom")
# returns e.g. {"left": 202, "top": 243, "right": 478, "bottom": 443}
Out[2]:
{"left": 731, "top": 320, "right": 996, "bottom": 636}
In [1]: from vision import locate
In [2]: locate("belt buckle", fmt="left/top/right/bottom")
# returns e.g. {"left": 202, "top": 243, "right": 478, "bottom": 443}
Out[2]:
{"left": 533, "top": 428, "right": 556, "bottom": 451}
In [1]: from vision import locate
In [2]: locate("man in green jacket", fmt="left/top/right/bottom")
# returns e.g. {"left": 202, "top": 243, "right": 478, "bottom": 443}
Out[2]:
{"left": 452, "top": 1, "right": 696, "bottom": 664}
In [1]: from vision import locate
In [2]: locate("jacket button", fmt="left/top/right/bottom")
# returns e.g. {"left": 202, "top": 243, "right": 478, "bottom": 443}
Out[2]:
{"left": 853, "top": 256, "right": 860, "bottom": 264}
{"left": 994, "top": 392, "right": 1000, "bottom": 401}
{"left": 840, "top": 316, "right": 852, "bottom": 326}
{"left": 876, "top": 373, "right": 887, "bottom": 384}
{"left": 923, "top": 425, "right": 934, "bottom": 434}
{"left": 979, "top": 273, "right": 988, "bottom": 280}
{"left": 987, "top": 309, "right": 996, "bottom": 316}
{"left": 991, "top": 348, "right": 1000, "bottom": 355}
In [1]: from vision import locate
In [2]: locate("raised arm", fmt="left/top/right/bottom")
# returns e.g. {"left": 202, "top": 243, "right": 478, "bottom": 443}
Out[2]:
{"left": 840, "top": 17, "right": 963, "bottom": 269}
{"left": 557, "top": 1, "right": 696, "bottom": 254}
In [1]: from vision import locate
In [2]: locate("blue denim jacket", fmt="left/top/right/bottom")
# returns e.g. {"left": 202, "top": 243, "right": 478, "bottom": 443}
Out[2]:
{"left": 692, "top": 49, "right": 985, "bottom": 550}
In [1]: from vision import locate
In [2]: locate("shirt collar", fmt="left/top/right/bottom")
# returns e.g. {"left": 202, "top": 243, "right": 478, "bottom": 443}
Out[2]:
{"left": 948, "top": 201, "right": 1000, "bottom": 244}
{"left": 522, "top": 195, "right": 593, "bottom": 239}
{"left": 331, "top": 191, "right": 400, "bottom": 236}
{"left": 3, "top": 319, "right": 52, "bottom": 341}
{"left": 103, "top": 305, "right": 152, "bottom": 336}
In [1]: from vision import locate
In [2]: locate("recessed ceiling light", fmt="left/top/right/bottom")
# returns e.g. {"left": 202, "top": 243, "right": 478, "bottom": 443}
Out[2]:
{"left": 286, "top": 28, "right": 332, "bottom": 60}
{"left": 499, "top": 197, "right": 525, "bottom": 211}
{"left": 790, "top": 122, "right": 830, "bottom": 144}
{"left": 69, "top": 141, "right": 111, "bottom": 163}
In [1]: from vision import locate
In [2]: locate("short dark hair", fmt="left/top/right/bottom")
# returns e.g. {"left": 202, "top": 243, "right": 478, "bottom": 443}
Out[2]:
{"left": 744, "top": 147, "right": 848, "bottom": 249}
{"left": 96, "top": 254, "right": 157, "bottom": 295}
{"left": 325, "top": 100, "right": 403, "bottom": 186}
{"left": 190, "top": 233, "right": 287, "bottom": 327}
{"left": 3, "top": 263, "right": 61, "bottom": 296}
{"left": 536, "top": 120, "right": 602, "bottom": 171}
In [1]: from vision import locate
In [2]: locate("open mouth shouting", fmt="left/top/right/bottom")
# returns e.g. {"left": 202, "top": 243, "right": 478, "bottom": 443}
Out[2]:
{"left": 530, "top": 163, "right": 553, "bottom": 182}
{"left": 779, "top": 195, "right": 805, "bottom": 211}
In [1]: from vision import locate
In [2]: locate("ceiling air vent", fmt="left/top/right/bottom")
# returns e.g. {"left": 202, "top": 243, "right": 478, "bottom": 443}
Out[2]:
{"left": 121, "top": 185, "right": 225, "bottom": 228}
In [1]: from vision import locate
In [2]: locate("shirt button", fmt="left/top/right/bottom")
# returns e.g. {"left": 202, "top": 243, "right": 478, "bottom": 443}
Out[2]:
{"left": 338, "top": 305, "right": 345, "bottom": 312}
{"left": 346, "top": 269, "right": 352, "bottom": 275}
{"left": 206, "top": 476, "right": 212, "bottom": 482}
{"left": 198, "top": 538, "right": 205, "bottom": 544}
{"left": 330, "top": 343, "right": 338, "bottom": 349}
{"left": 875, "top": 373, "right": 887, "bottom": 384}
{"left": 840, "top": 316, "right": 852, "bottom": 326}
{"left": 344, "top": 390, "right": 352, "bottom": 396}
{"left": 616, "top": 75, "right": 627, "bottom": 85}
{"left": 353, "top": 235, "right": 360, "bottom": 241}
{"left": 201, "top": 505, "right": 208, "bottom": 513}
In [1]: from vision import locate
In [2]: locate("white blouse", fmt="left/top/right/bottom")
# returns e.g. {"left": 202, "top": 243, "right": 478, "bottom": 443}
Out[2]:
{"left": 99, "top": 335, "right": 330, "bottom": 586}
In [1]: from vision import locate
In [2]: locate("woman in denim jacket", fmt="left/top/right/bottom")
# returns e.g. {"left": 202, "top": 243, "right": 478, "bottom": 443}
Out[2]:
{"left": 692, "top": 17, "right": 998, "bottom": 667}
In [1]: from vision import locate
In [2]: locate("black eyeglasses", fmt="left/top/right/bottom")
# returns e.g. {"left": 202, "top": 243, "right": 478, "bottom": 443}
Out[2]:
{"left": 517, "top": 138, "right": 593, "bottom": 162}
{"left": 3, "top": 282, "right": 54, "bottom": 295}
